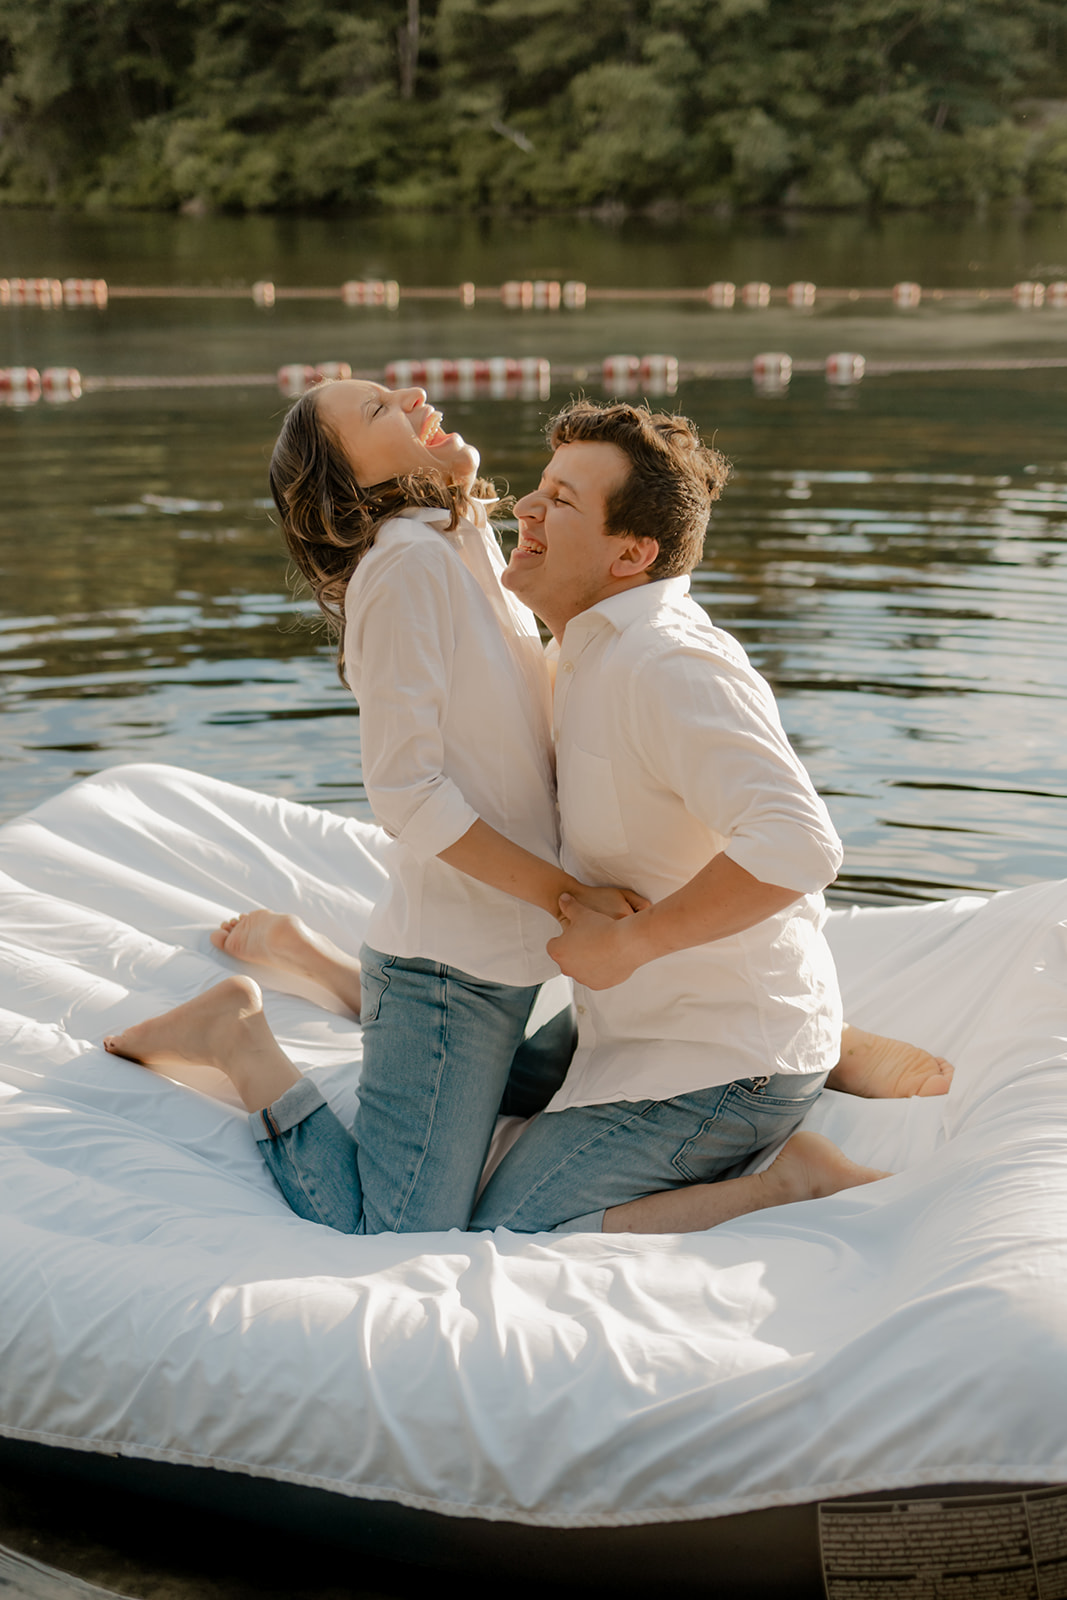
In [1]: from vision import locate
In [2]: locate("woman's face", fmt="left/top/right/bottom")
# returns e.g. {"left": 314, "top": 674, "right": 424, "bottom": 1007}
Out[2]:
{"left": 315, "top": 380, "right": 479, "bottom": 491}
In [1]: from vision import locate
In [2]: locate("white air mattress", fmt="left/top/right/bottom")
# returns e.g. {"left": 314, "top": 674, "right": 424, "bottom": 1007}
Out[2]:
{"left": 0, "top": 763, "right": 1064, "bottom": 1531}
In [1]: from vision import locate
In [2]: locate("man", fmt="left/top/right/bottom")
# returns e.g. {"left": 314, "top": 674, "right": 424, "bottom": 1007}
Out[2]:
{"left": 468, "top": 400, "right": 940, "bottom": 1232}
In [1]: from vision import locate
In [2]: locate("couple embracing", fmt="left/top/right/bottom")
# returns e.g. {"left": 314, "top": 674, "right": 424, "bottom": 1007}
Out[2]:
{"left": 106, "top": 383, "right": 950, "bottom": 1236}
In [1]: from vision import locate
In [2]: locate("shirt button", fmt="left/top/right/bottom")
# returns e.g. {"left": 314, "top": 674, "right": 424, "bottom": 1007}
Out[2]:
{"left": 561, "top": 661, "right": 574, "bottom": 674}
{"left": 576, "top": 1004, "right": 586, "bottom": 1015}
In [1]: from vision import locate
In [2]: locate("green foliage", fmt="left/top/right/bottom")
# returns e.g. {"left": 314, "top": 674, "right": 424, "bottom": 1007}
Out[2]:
{"left": 1, "top": 0, "right": 1066, "bottom": 211}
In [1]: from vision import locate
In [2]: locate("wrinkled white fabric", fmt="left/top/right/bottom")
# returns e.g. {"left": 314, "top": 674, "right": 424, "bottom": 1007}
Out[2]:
{"left": 0, "top": 764, "right": 1064, "bottom": 1529}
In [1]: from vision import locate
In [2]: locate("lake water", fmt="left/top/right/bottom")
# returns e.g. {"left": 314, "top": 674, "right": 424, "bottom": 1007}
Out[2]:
{"left": 3, "top": 208, "right": 1067, "bottom": 903}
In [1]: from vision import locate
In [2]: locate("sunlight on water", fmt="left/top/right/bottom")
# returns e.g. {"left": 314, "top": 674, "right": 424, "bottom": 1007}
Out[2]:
{"left": 3, "top": 212, "right": 1067, "bottom": 902}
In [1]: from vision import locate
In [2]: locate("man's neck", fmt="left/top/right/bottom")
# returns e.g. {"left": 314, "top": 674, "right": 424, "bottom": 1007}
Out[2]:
{"left": 545, "top": 573, "right": 652, "bottom": 643}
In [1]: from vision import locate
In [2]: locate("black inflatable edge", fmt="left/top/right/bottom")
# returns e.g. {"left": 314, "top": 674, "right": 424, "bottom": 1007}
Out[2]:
{"left": 0, "top": 1436, "right": 1057, "bottom": 1597}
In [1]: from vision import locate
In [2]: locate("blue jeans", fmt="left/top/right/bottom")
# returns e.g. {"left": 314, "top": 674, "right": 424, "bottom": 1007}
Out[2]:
{"left": 254, "top": 945, "right": 824, "bottom": 1234}
{"left": 469, "top": 1071, "right": 826, "bottom": 1232}
{"left": 253, "top": 946, "right": 572, "bottom": 1235}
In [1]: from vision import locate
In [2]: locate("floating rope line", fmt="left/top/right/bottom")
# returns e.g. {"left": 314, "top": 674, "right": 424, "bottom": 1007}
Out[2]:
{"left": 4, "top": 352, "right": 1067, "bottom": 406}
{"left": 2, "top": 277, "right": 1066, "bottom": 310}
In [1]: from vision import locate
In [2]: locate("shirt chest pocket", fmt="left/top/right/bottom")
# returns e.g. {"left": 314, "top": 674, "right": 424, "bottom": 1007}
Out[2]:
{"left": 560, "top": 745, "right": 629, "bottom": 860}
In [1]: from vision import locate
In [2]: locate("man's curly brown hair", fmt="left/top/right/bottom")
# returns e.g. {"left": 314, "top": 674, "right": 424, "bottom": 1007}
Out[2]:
{"left": 548, "top": 400, "right": 730, "bottom": 577}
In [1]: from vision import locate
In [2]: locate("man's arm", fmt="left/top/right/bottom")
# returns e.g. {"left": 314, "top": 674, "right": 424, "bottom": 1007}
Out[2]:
{"left": 547, "top": 852, "right": 800, "bottom": 989}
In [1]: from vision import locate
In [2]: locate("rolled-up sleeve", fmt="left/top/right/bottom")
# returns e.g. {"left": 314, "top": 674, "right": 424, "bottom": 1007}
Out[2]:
{"left": 344, "top": 542, "right": 479, "bottom": 862}
{"left": 631, "top": 644, "right": 843, "bottom": 894}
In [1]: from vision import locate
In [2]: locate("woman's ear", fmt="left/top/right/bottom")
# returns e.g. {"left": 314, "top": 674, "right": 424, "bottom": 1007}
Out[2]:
{"left": 608, "top": 535, "right": 660, "bottom": 580}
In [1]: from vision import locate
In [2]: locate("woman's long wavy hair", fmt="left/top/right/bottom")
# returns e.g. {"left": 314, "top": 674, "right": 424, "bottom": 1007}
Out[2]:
{"left": 269, "top": 387, "right": 476, "bottom": 678}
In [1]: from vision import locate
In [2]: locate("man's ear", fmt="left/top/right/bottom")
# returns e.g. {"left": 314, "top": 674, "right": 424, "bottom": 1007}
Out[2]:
{"left": 609, "top": 535, "right": 659, "bottom": 580}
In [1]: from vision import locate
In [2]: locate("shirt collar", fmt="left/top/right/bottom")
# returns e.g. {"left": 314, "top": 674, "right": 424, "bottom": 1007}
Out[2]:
{"left": 566, "top": 575, "right": 691, "bottom": 639}
{"left": 392, "top": 498, "right": 494, "bottom": 533}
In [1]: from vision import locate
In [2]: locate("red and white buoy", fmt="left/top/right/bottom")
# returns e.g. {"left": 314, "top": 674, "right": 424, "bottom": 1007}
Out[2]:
{"left": 531, "top": 280, "right": 561, "bottom": 310}
{"left": 1045, "top": 281, "right": 1067, "bottom": 310}
{"left": 563, "top": 281, "right": 587, "bottom": 309}
{"left": 519, "top": 356, "right": 551, "bottom": 396}
{"left": 459, "top": 282, "right": 477, "bottom": 307}
{"left": 752, "top": 352, "right": 791, "bottom": 393}
{"left": 41, "top": 366, "right": 83, "bottom": 401}
{"left": 384, "top": 359, "right": 424, "bottom": 387}
{"left": 0, "top": 278, "right": 62, "bottom": 308}
{"left": 640, "top": 354, "right": 679, "bottom": 393}
{"left": 62, "top": 278, "right": 108, "bottom": 308}
{"left": 252, "top": 281, "right": 275, "bottom": 307}
{"left": 825, "top": 352, "right": 865, "bottom": 385}
{"left": 1012, "top": 281, "right": 1045, "bottom": 309}
{"left": 0, "top": 366, "right": 42, "bottom": 402}
{"left": 422, "top": 358, "right": 459, "bottom": 388}
{"left": 893, "top": 282, "right": 922, "bottom": 309}
{"left": 787, "top": 281, "right": 816, "bottom": 308}
{"left": 277, "top": 364, "right": 319, "bottom": 397}
{"left": 454, "top": 358, "right": 491, "bottom": 382}
{"left": 602, "top": 355, "right": 641, "bottom": 385}
{"left": 706, "top": 282, "right": 736, "bottom": 309}
{"left": 741, "top": 281, "right": 771, "bottom": 309}
{"left": 313, "top": 361, "right": 352, "bottom": 383}
{"left": 341, "top": 280, "right": 400, "bottom": 308}
{"left": 502, "top": 281, "right": 534, "bottom": 310}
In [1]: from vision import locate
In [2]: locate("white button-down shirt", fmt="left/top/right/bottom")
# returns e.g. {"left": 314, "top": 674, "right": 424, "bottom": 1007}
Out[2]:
{"left": 343, "top": 507, "right": 562, "bottom": 986}
{"left": 545, "top": 577, "right": 844, "bottom": 1110}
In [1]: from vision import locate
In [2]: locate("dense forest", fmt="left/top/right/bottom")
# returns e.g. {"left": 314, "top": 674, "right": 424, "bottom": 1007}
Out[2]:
{"left": 2, "top": 0, "right": 1067, "bottom": 214}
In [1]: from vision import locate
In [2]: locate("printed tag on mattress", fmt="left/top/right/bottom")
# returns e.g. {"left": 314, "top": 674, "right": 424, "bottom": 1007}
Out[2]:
{"left": 819, "top": 1484, "right": 1067, "bottom": 1599}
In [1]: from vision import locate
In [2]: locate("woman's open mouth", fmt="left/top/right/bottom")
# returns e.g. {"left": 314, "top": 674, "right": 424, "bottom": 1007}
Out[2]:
{"left": 418, "top": 410, "right": 450, "bottom": 447}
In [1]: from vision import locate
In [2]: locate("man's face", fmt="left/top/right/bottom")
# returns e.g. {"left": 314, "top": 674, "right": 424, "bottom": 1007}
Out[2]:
{"left": 503, "top": 441, "right": 647, "bottom": 637}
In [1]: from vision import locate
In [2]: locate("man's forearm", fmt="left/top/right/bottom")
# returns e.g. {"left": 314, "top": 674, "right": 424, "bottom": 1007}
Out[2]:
{"left": 549, "top": 853, "right": 802, "bottom": 989}
{"left": 624, "top": 853, "right": 800, "bottom": 966}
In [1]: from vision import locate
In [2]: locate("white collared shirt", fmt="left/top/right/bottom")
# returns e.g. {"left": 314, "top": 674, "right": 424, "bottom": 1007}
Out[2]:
{"left": 343, "top": 507, "right": 562, "bottom": 986}
{"left": 546, "top": 576, "right": 844, "bottom": 1110}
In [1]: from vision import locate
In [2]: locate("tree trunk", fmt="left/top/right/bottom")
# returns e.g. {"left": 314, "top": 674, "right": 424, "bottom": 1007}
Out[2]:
{"left": 399, "top": 0, "right": 420, "bottom": 100}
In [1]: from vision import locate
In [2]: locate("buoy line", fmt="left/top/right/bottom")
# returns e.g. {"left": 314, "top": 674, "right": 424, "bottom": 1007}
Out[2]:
{"left": 2, "top": 276, "right": 1065, "bottom": 310}
{"left": 4, "top": 352, "right": 1067, "bottom": 406}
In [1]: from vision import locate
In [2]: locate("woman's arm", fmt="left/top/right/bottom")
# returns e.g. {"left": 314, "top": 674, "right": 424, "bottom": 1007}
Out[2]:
{"left": 439, "top": 820, "right": 646, "bottom": 921}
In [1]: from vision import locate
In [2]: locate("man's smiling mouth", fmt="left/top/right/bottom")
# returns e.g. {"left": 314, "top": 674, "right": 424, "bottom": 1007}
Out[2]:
{"left": 516, "top": 534, "right": 546, "bottom": 554}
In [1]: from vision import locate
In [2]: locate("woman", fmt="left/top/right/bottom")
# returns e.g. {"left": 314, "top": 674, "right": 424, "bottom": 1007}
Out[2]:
{"left": 108, "top": 379, "right": 646, "bottom": 1235}
{"left": 105, "top": 381, "right": 948, "bottom": 1235}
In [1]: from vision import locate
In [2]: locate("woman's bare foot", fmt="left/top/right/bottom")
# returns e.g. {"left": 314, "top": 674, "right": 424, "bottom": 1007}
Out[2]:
{"left": 211, "top": 911, "right": 362, "bottom": 1018}
{"left": 604, "top": 1130, "right": 888, "bottom": 1234}
{"left": 827, "top": 1023, "right": 953, "bottom": 1099}
{"left": 103, "top": 975, "right": 302, "bottom": 1112}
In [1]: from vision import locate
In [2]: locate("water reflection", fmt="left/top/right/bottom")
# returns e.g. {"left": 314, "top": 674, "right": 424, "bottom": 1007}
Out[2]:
{"left": 2, "top": 367, "right": 1067, "bottom": 903}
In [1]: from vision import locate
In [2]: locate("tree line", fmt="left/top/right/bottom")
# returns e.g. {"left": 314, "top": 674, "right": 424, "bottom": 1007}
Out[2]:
{"left": 2, "top": 0, "right": 1066, "bottom": 213}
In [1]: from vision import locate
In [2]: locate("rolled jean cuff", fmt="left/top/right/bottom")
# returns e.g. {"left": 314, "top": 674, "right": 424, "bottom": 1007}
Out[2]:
{"left": 250, "top": 1076, "right": 327, "bottom": 1143}
{"left": 551, "top": 1209, "right": 606, "bottom": 1234}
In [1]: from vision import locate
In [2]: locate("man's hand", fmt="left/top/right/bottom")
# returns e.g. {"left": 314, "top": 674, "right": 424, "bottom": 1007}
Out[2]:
{"left": 547, "top": 894, "right": 646, "bottom": 989}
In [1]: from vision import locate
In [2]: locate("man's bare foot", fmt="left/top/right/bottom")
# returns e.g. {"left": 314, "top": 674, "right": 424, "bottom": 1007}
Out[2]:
{"left": 827, "top": 1023, "right": 953, "bottom": 1100}
{"left": 103, "top": 975, "right": 302, "bottom": 1112}
{"left": 603, "top": 1130, "right": 888, "bottom": 1234}
{"left": 758, "top": 1130, "right": 890, "bottom": 1208}
{"left": 211, "top": 911, "right": 362, "bottom": 1018}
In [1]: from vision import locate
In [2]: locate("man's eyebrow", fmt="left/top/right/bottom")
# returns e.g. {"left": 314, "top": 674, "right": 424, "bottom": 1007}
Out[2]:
{"left": 545, "top": 475, "right": 581, "bottom": 500}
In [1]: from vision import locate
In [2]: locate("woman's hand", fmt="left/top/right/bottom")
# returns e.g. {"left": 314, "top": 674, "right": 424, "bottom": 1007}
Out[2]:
{"left": 564, "top": 883, "right": 650, "bottom": 920}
